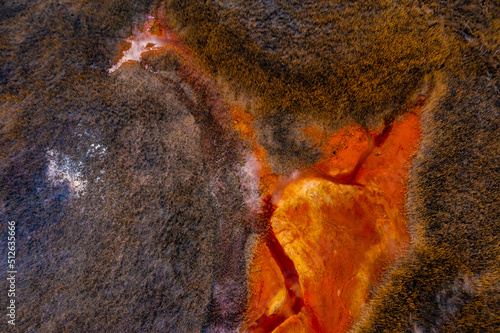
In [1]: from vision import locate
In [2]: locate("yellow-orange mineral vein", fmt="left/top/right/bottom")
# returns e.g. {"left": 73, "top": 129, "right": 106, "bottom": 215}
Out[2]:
{"left": 243, "top": 108, "right": 423, "bottom": 333}
{"left": 110, "top": 11, "right": 424, "bottom": 333}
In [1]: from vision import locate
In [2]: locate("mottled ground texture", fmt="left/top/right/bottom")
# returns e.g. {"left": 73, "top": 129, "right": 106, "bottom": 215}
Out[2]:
{"left": 1, "top": 1, "right": 250, "bottom": 331}
{"left": 1, "top": 0, "right": 499, "bottom": 332}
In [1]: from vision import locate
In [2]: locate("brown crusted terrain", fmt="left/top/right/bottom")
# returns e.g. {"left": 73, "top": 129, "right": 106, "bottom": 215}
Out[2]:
{"left": 0, "top": 0, "right": 499, "bottom": 332}
{"left": 162, "top": 1, "right": 499, "bottom": 331}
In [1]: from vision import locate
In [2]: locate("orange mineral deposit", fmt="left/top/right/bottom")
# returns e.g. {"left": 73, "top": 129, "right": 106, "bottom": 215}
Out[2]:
{"left": 109, "top": 12, "right": 424, "bottom": 333}
{"left": 244, "top": 108, "right": 423, "bottom": 332}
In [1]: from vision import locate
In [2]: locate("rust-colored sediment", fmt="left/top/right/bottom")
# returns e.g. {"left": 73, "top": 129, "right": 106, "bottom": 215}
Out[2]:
{"left": 243, "top": 107, "right": 423, "bottom": 332}
{"left": 112, "top": 12, "right": 424, "bottom": 333}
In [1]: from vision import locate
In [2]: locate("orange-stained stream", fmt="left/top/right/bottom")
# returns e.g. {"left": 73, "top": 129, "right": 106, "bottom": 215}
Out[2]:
{"left": 111, "top": 12, "right": 424, "bottom": 333}
{"left": 243, "top": 108, "right": 423, "bottom": 333}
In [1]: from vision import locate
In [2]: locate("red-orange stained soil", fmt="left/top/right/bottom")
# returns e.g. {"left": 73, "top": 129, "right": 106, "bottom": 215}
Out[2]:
{"left": 112, "top": 12, "right": 423, "bottom": 333}
{"left": 243, "top": 109, "right": 422, "bottom": 333}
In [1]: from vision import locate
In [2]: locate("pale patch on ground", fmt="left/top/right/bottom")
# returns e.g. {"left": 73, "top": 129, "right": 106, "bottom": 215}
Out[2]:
{"left": 109, "top": 16, "right": 170, "bottom": 73}
{"left": 46, "top": 137, "right": 107, "bottom": 195}
{"left": 46, "top": 149, "right": 87, "bottom": 195}
{"left": 240, "top": 153, "right": 262, "bottom": 214}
